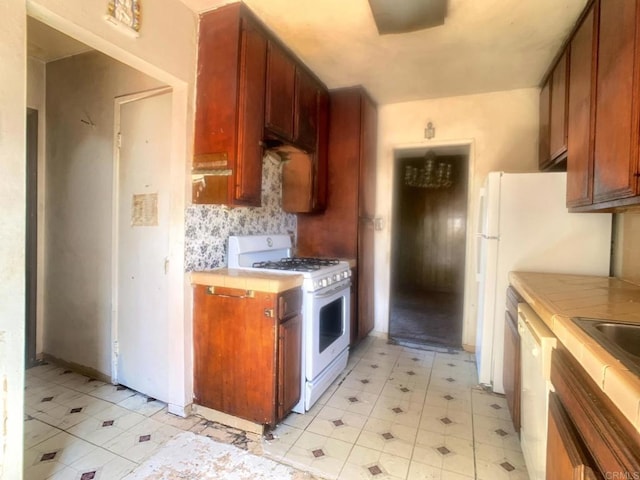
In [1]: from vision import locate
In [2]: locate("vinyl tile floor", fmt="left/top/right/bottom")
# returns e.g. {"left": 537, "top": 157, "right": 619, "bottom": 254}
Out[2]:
{"left": 263, "top": 335, "right": 530, "bottom": 480}
{"left": 24, "top": 335, "right": 529, "bottom": 480}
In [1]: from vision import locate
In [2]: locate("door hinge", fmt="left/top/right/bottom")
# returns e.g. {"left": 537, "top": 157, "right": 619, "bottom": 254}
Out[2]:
{"left": 264, "top": 308, "right": 275, "bottom": 318}
{"left": 117, "top": 132, "right": 122, "bottom": 148}
{"left": 113, "top": 340, "right": 119, "bottom": 356}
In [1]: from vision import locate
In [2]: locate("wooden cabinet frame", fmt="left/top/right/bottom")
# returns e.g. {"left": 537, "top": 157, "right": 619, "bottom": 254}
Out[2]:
{"left": 193, "top": 285, "right": 302, "bottom": 426}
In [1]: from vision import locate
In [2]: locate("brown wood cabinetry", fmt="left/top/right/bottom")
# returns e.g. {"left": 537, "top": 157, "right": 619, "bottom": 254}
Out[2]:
{"left": 293, "top": 67, "right": 320, "bottom": 152}
{"left": 297, "top": 87, "right": 377, "bottom": 345}
{"left": 281, "top": 75, "right": 329, "bottom": 213}
{"left": 592, "top": 0, "right": 640, "bottom": 205}
{"left": 547, "top": 392, "right": 600, "bottom": 480}
{"left": 567, "top": 3, "right": 597, "bottom": 208}
{"left": 503, "top": 286, "right": 523, "bottom": 433}
{"left": 193, "top": 285, "right": 302, "bottom": 426}
{"left": 193, "top": 3, "right": 328, "bottom": 209}
{"left": 539, "top": 79, "right": 551, "bottom": 170}
{"left": 265, "top": 40, "right": 295, "bottom": 141}
{"left": 277, "top": 313, "right": 301, "bottom": 420}
{"left": 193, "top": 4, "right": 267, "bottom": 206}
{"left": 264, "top": 43, "right": 321, "bottom": 153}
{"left": 548, "top": 346, "right": 640, "bottom": 479}
{"left": 539, "top": 51, "right": 569, "bottom": 171}
{"left": 550, "top": 51, "right": 569, "bottom": 163}
{"left": 557, "top": 0, "right": 640, "bottom": 211}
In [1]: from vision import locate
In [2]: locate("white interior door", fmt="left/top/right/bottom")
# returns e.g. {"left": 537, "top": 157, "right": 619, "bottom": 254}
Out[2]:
{"left": 115, "top": 89, "right": 171, "bottom": 402}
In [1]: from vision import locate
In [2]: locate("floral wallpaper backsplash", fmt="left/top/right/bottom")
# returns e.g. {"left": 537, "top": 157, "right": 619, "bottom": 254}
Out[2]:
{"left": 184, "top": 156, "right": 297, "bottom": 271}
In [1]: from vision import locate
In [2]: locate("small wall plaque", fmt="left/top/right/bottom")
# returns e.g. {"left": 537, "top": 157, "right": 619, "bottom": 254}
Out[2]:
{"left": 106, "top": 0, "right": 141, "bottom": 35}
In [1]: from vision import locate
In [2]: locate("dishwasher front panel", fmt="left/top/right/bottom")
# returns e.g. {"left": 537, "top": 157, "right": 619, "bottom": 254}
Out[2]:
{"left": 518, "top": 303, "right": 557, "bottom": 480}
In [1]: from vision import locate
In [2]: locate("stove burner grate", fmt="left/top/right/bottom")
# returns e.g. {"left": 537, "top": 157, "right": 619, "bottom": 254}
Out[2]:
{"left": 252, "top": 257, "right": 340, "bottom": 272}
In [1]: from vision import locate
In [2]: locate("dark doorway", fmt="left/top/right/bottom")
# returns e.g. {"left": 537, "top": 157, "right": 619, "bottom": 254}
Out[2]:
{"left": 26, "top": 108, "right": 38, "bottom": 367}
{"left": 389, "top": 150, "right": 468, "bottom": 348}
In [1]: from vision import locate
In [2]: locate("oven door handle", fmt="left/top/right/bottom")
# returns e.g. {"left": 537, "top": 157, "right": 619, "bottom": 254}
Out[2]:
{"left": 313, "top": 281, "right": 350, "bottom": 299}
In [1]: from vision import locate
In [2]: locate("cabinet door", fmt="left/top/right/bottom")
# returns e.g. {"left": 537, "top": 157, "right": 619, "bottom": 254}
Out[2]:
{"left": 549, "top": 50, "right": 569, "bottom": 162}
{"left": 593, "top": 0, "right": 640, "bottom": 203}
{"left": 235, "top": 18, "right": 267, "bottom": 205}
{"left": 293, "top": 68, "right": 319, "bottom": 152}
{"left": 356, "top": 93, "right": 378, "bottom": 343}
{"left": 503, "top": 311, "right": 520, "bottom": 433}
{"left": 193, "top": 286, "right": 277, "bottom": 424}
{"left": 265, "top": 41, "right": 295, "bottom": 141}
{"left": 539, "top": 79, "right": 551, "bottom": 170}
{"left": 547, "top": 392, "right": 600, "bottom": 480}
{"left": 567, "top": 5, "right": 596, "bottom": 208}
{"left": 278, "top": 314, "right": 301, "bottom": 420}
{"left": 313, "top": 87, "right": 329, "bottom": 211}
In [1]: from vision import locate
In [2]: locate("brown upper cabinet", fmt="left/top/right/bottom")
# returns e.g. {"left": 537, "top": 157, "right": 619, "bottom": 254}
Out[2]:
{"left": 293, "top": 67, "right": 320, "bottom": 152}
{"left": 193, "top": 3, "right": 267, "bottom": 206}
{"left": 591, "top": 0, "right": 640, "bottom": 206}
{"left": 539, "top": 51, "right": 569, "bottom": 171}
{"left": 553, "top": 0, "right": 640, "bottom": 211}
{"left": 264, "top": 42, "right": 321, "bottom": 153}
{"left": 193, "top": 3, "right": 329, "bottom": 208}
{"left": 566, "top": 3, "right": 597, "bottom": 208}
{"left": 265, "top": 40, "right": 296, "bottom": 141}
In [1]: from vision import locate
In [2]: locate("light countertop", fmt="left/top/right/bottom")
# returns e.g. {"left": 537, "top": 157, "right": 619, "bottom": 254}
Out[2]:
{"left": 509, "top": 272, "right": 640, "bottom": 432}
{"left": 190, "top": 269, "right": 303, "bottom": 293}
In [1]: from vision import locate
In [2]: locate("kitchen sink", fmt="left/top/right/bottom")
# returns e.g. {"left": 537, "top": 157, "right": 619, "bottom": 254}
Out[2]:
{"left": 572, "top": 318, "right": 640, "bottom": 377}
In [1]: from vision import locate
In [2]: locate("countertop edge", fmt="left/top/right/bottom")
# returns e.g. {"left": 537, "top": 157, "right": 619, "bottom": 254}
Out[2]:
{"left": 190, "top": 269, "right": 304, "bottom": 293}
{"left": 508, "top": 271, "right": 640, "bottom": 433}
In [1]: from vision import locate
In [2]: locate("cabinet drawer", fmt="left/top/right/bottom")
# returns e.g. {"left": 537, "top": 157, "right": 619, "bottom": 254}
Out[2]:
{"left": 551, "top": 347, "right": 640, "bottom": 476}
{"left": 278, "top": 288, "right": 302, "bottom": 321}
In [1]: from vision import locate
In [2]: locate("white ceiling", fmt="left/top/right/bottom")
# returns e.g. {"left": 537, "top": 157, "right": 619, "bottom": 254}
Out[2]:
{"left": 179, "top": 0, "right": 588, "bottom": 104}
{"left": 27, "top": 0, "right": 590, "bottom": 104}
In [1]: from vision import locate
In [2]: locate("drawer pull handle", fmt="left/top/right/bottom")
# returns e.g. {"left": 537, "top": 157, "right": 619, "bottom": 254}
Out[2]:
{"left": 206, "top": 286, "right": 255, "bottom": 298}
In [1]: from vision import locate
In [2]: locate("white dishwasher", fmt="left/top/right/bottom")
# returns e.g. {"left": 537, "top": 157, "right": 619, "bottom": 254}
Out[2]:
{"left": 518, "top": 303, "right": 557, "bottom": 480}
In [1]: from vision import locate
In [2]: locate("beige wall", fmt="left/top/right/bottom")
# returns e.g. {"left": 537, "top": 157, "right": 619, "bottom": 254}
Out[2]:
{"left": 1, "top": 2, "right": 27, "bottom": 477}
{"left": 613, "top": 212, "right": 640, "bottom": 286}
{"left": 44, "top": 50, "right": 164, "bottom": 376}
{"left": 25, "top": 0, "right": 198, "bottom": 417}
{"left": 375, "top": 88, "right": 540, "bottom": 348}
{"left": 1, "top": 1, "right": 197, "bottom": 467}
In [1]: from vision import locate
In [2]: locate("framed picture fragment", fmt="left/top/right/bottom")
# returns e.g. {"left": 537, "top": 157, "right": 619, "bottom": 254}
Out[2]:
{"left": 107, "top": 0, "right": 141, "bottom": 34}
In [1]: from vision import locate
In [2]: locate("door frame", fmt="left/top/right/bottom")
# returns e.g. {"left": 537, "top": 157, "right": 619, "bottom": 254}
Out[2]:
{"left": 110, "top": 86, "right": 172, "bottom": 385}
{"left": 25, "top": 108, "right": 38, "bottom": 368}
{"left": 388, "top": 139, "right": 475, "bottom": 349}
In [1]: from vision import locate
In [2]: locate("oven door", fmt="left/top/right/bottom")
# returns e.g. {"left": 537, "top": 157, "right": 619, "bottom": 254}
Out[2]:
{"left": 304, "top": 278, "right": 351, "bottom": 381}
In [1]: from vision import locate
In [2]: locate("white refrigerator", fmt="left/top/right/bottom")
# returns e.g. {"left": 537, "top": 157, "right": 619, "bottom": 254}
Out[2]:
{"left": 475, "top": 172, "right": 611, "bottom": 394}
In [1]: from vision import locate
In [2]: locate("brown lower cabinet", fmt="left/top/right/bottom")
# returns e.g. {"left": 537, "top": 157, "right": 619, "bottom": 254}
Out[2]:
{"left": 547, "top": 392, "right": 600, "bottom": 480}
{"left": 503, "top": 286, "right": 523, "bottom": 433}
{"left": 548, "top": 346, "right": 640, "bottom": 479}
{"left": 193, "top": 285, "right": 302, "bottom": 426}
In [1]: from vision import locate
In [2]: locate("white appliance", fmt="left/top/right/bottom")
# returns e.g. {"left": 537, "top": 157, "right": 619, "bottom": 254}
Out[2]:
{"left": 227, "top": 235, "right": 351, "bottom": 413}
{"left": 475, "top": 172, "right": 611, "bottom": 394}
{"left": 518, "top": 303, "right": 556, "bottom": 480}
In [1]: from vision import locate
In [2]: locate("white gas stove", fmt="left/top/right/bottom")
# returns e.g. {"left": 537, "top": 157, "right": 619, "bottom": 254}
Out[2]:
{"left": 227, "top": 235, "right": 351, "bottom": 413}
